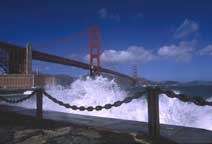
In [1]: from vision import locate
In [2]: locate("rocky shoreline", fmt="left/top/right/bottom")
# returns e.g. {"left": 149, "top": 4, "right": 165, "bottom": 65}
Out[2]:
{"left": 1, "top": 105, "right": 211, "bottom": 144}
{"left": 0, "top": 111, "right": 155, "bottom": 144}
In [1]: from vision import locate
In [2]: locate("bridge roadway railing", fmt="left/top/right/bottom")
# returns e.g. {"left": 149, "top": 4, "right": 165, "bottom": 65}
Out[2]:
{"left": 0, "top": 87, "right": 211, "bottom": 139}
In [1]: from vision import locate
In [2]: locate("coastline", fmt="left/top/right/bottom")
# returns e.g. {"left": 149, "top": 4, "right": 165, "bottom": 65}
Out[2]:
{"left": 1, "top": 105, "right": 212, "bottom": 144}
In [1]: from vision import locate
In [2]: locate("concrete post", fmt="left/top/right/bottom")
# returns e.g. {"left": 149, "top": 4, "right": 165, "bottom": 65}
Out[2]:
{"left": 36, "top": 88, "right": 43, "bottom": 123}
{"left": 147, "top": 87, "right": 160, "bottom": 138}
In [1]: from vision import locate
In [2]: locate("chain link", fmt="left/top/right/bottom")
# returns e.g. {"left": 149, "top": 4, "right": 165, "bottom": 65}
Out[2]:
{"left": 0, "top": 87, "right": 211, "bottom": 109}
{"left": 159, "top": 89, "right": 212, "bottom": 106}
{"left": 0, "top": 92, "right": 36, "bottom": 104}
{"left": 43, "top": 91, "right": 147, "bottom": 111}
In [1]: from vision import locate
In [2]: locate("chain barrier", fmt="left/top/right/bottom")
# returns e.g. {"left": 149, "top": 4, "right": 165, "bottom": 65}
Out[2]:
{"left": 43, "top": 91, "right": 147, "bottom": 111}
{"left": 159, "top": 89, "right": 212, "bottom": 106}
{"left": 0, "top": 87, "right": 211, "bottom": 108}
{"left": 0, "top": 93, "right": 26, "bottom": 97}
{"left": 0, "top": 91, "right": 36, "bottom": 104}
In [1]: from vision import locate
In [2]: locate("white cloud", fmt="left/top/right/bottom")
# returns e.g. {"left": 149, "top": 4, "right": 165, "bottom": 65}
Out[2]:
{"left": 174, "top": 19, "right": 199, "bottom": 39}
{"left": 84, "top": 41, "right": 199, "bottom": 64}
{"left": 98, "top": 8, "right": 120, "bottom": 22}
{"left": 198, "top": 45, "right": 212, "bottom": 56}
{"left": 98, "top": 8, "right": 107, "bottom": 19}
{"left": 100, "top": 46, "right": 155, "bottom": 64}
{"left": 158, "top": 40, "right": 197, "bottom": 61}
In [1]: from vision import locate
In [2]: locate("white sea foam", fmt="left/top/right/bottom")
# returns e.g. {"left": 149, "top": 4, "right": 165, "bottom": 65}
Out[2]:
{"left": 17, "top": 76, "right": 212, "bottom": 131}
{"left": 23, "top": 90, "right": 33, "bottom": 95}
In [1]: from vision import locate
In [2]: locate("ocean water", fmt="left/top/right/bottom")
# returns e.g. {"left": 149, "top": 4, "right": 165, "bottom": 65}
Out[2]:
{"left": 16, "top": 76, "right": 212, "bottom": 131}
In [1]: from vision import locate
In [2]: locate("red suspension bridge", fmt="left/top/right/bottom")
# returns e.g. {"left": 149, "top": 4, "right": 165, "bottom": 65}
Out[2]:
{"left": 0, "top": 26, "right": 134, "bottom": 88}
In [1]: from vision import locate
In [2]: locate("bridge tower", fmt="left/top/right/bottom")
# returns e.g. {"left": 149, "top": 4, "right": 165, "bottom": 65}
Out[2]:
{"left": 89, "top": 26, "right": 100, "bottom": 76}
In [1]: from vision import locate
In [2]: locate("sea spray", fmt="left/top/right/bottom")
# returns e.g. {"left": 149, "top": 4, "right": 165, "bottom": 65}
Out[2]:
{"left": 16, "top": 76, "right": 212, "bottom": 131}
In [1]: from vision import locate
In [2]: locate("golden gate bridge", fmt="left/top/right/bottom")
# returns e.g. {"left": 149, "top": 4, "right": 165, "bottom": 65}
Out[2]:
{"left": 0, "top": 26, "right": 134, "bottom": 88}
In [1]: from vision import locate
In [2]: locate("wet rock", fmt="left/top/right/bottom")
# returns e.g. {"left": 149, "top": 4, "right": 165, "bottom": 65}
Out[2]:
{"left": 47, "top": 134, "right": 101, "bottom": 144}
{"left": 14, "top": 129, "right": 45, "bottom": 144}
{"left": 43, "top": 127, "right": 72, "bottom": 138}
{"left": 78, "top": 129, "right": 101, "bottom": 138}
{"left": 0, "top": 109, "right": 146, "bottom": 144}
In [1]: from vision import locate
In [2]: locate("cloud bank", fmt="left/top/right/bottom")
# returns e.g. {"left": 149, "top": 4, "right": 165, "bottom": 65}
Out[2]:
{"left": 84, "top": 42, "right": 212, "bottom": 64}
{"left": 100, "top": 46, "right": 155, "bottom": 64}
{"left": 158, "top": 40, "right": 197, "bottom": 61}
{"left": 198, "top": 45, "right": 212, "bottom": 56}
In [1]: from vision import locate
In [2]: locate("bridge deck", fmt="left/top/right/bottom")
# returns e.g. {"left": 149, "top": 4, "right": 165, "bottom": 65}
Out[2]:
{"left": 0, "top": 41, "right": 133, "bottom": 80}
{"left": 0, "top": 105, "right": 211, "bottom": 144}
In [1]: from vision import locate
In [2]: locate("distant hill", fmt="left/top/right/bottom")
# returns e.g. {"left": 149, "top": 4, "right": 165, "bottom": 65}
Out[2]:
{"left": 183, "top": 80, "right": 212, "bottom": 86}
{"left": 136, "top": 78, "right": 212, "bottom": 87}
{"left": 33, "top": 71, "right": 212, "bottom": 87}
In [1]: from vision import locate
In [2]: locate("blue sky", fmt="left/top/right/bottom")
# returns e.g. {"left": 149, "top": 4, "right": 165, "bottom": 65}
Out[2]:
{"left": 1, "top": 0, "right": 212, "bottom": 81}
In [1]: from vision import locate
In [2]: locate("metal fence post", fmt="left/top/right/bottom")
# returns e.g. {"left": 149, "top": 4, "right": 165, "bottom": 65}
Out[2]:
{"left": 36, "top": 88, "right": 43, "bottom": 123}
{"left": 147, "top": 87, "right": 160, "bottom": 138}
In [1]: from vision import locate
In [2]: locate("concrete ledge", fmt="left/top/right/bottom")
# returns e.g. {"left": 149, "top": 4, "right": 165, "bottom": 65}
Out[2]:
{"left": 0, "top": 105, "right": 212, "bottom": 144}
